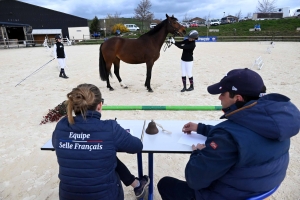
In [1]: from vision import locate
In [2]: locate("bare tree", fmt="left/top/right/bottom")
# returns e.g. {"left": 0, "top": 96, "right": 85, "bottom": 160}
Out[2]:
{"left": 235, "top": 10, "right": 243, "bottom": 21}
{"left": 256, "top": 0, "right": 277, "bottom": 13}
{"left": 183, "top": 13, "right": 191, "bottom": 22}
{"left": 134, "top": 0, "right": 154, "bottom": 31}
{"left": 204, "top": 12, "right": 210, "bottom": 27}
{"left": 106, "top": 12, "right": 122, "bottom": 31}
{"left": 246, "top": 12, "right": 252, "bottom": 19}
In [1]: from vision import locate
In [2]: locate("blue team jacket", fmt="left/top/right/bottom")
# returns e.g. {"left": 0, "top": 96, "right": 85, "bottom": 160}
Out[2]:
{"left": 52, "top": 111, "right": 143, "bottom": 200}
{"left": 185, "top": 93, "right": 300, "bottom": 200}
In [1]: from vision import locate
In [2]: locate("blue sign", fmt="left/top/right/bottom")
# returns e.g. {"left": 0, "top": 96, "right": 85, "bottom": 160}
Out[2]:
{"left": 196, "top": 36, "right": 217, "bottom": 42}
{"left": 184, "top": 36, "right": 217, "bottom": 42}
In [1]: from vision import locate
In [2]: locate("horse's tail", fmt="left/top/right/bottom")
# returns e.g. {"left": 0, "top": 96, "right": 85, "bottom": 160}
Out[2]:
{"left": 99, "top": 44, "right": 108, "bottom": 81}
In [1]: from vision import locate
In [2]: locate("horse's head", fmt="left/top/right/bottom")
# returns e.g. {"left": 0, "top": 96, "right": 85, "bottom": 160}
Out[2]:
{"left": 166, "top": 14, "right": 186, "bottom": 37}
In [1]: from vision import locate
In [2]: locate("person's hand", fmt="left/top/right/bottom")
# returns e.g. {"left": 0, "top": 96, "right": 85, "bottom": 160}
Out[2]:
{"left": 192, "top": 143, "right": 206, "bottom": 151}
{"left": 182, "top": 122, "right": 198, "bottom": 134}
{"left": 170, "top": 37, "right": 175, "bottom": 44}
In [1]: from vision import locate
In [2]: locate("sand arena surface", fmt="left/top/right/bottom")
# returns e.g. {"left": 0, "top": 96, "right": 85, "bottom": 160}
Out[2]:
{"left": 0, "top": 42, "right": 300, "bottom": 199}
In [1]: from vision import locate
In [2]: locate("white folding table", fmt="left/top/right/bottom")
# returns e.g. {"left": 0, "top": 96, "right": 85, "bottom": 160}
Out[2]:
{"left": 41, "top": 119, "right": 222, "bottom": 200}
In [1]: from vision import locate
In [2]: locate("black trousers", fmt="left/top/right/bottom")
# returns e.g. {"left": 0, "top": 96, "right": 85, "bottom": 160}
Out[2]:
{"left": 158, "top": 176, "right": 196, "bottom": 200}
{"left": 116, "top": 157, "right": 136, "bottom": 186}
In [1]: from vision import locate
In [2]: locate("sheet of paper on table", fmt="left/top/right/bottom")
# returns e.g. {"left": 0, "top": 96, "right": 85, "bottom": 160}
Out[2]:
{"left": 178, "top": 133, "right": 207, "bottom": 146}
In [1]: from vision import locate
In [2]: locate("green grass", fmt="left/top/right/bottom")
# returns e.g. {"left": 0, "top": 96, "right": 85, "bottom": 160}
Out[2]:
{"left": 190, "top": 18, "right": 300, "bottom": 36}
{"left": 81, "top": 18, "right": 300, "bottom": 44}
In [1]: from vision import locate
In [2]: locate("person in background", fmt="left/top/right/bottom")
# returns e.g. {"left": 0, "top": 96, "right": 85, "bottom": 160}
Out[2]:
{"left": 170, "top": 30, "right": 198, "bottom": 92}
{"left": 157, "top": 68, "right": 300, "bottom": 199}
{"left": 52, "top": 83, "right": 149, "bottom": 200}
{"left": 254, "top": 24, "right": 261, "bottom": 31}
{"left": 54, "top": 34, "right": 68, "bottom": 79}
{"left": 116, "top": 29, "right": 121, "bottom": 36}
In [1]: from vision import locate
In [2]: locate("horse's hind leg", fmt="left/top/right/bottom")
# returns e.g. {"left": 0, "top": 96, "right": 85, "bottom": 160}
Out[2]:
{"left": 105, "top": 61, "right": 114, "bottom": 91}
{"left": 106, "top": 75, "right": 114, "bottom": 91}
{"left": 113, "top": 58, "right": 128, "bottom": 89}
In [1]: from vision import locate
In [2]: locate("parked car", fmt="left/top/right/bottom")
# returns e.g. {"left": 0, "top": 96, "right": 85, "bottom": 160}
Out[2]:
{"left": 190, "top": 23, "right": 199, "bottom": 27}
{"left": 295, "top": 8, "right": 300, "bottom": 16}
{"left": 124, "top": 24, "right": 140, "bottom": 31}
{"left": 150, "top": 23, "right": 157, "bottom": 29}
{"left": 210, "top": 19, "right": 221, "bottom": 26}
{"left": 180, "top": 22, "right": 190, "bottom": 28}
{"left": 92, "top": 32, "right": 101, "bottom": 38}
{"left": 221, "top": 17, "right": 236, "bottom": 24}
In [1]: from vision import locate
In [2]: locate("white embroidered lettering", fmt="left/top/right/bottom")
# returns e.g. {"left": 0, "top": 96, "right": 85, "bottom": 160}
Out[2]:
{"left": 74, "top": 143, "right": 103, "bottom": 151}
{"left": 59, "top": 142, "right": 73, "bottom": 149}
{"left": 69, "top": 132, "right": 90, "bottom": 140}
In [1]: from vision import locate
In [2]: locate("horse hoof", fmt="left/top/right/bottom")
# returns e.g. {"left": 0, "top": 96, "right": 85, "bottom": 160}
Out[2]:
{"left": 148, "top": 88, "right": 153, "bottom": 92}
{"left": 109, "top": 88, "right": 114, "bottom": 91}
{"left": 124, "top": 86, "right": 128, "bottom": 89}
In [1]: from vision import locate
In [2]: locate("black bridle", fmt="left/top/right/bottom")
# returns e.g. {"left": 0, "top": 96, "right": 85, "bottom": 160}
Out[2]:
{"left": 163, "top": 20, "right": 183, "bottom": 52}
{"left": 168, "top": 19, "right": 182, "bottom": 37}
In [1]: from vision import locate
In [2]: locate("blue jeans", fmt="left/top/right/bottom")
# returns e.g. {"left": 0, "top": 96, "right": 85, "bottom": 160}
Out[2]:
{"left": 158, "top": 176, "right": 196, "bottom": 200}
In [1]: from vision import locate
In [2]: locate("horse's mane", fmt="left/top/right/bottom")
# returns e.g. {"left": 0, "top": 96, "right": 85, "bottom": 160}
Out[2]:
{"left": 141, "top": 16, "right": 178, "bottom": 37}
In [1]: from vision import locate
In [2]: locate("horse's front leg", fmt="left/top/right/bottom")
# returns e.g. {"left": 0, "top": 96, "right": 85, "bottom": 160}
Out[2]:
{"left": 114, "top": 60, "right": 128, "bottom": 89}
{"left": 145, "top": 63, "right": 153, "bottom": 92}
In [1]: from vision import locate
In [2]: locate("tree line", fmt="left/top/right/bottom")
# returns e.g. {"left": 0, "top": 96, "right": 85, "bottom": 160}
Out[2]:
{"left": 90, "top": 0, "right": 153, "bottom": 34}
{"left": 90, "top": 0, "right": 285, "bottom": 35}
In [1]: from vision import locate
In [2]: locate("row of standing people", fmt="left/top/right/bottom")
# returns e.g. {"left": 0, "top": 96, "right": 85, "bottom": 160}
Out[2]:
{"left": 52, "top": 66, "right": 300, "bottom": 199}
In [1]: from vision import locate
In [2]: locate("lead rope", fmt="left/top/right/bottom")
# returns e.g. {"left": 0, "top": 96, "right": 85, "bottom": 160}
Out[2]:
{"left": 154, "top": 121, "right": 172, "bottom": 134}
{"left": 163, "top": 36, "right": 172, "bottom": 52}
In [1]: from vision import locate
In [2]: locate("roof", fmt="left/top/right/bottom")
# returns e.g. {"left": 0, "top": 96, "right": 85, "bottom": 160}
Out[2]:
{"left": 0, "top": 21, "right": 31, "bottom": 27}
{"left": 32, "top": 29, "right": 62, "bottom": 35}
{"left": 190, "top": 17, "right": 205, "bottom": 22}
{"left": 0, "top": 0, "right": 88, "bottom": 21}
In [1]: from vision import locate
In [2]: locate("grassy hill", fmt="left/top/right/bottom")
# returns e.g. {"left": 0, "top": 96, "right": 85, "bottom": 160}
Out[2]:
{"left": 81, "top": 17, "right": 299, "bottom": 44}
{"left": 88, "top": 17, "right": 300, "bottom": 37}
{"left": 194, "top": 17, "right": 300, "bottom": 36}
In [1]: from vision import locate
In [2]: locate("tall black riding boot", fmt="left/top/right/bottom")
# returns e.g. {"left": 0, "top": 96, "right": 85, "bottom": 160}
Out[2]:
{"left": 181, "top": 76, "right": 186, "bottom": 92}
{"left": 186, "top": 77, "right": 194, "bottom": 91}
{"left": 59, "top": 69, "right": 69, "bottom": 79}
{"left": 59, "top": 69, "right": 63, "bottom": 77}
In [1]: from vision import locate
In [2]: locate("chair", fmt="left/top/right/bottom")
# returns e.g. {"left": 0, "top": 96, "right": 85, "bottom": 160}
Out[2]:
{"left": 246, "top": 185, "right": 280, "bottom": 200}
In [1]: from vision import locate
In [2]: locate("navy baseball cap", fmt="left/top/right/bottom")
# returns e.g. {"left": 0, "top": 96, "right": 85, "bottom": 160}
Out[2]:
{"left": 207, "top": 68, "right": 265, "bottom": 97}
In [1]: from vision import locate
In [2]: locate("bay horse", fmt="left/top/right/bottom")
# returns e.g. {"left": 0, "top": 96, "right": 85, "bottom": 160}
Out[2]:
{"left": 99, "top": 14, "right": 186, "bottom": 92}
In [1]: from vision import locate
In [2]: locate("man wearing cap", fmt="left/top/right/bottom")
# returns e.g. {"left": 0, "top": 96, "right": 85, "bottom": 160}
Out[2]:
{"left": 157, "top": 68, "right": 300, "bottom": 199}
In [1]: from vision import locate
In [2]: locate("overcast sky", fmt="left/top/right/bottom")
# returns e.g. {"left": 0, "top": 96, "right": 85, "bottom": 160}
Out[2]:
{"left": 20, "top": 0, "right": 299, "bottom": 21}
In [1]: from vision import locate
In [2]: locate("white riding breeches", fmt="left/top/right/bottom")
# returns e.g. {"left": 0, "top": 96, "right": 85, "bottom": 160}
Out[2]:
{"left": 57, "top": 58, "right": 66, "bottom": 69}
{"left": 181, "top": 60, "right": 193, "bottom": 77}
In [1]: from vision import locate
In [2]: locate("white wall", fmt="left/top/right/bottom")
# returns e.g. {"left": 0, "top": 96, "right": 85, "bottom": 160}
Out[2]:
{"left": 277, "top": 7, "right": 290, "bottom": 18}
{"left": 68, "top": 27, "right": 90, "bottom": 40}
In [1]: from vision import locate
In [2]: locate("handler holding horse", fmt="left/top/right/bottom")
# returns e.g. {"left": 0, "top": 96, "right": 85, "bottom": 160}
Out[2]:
{"left": 99, "top": 14, "right": 186, "bottom": 92}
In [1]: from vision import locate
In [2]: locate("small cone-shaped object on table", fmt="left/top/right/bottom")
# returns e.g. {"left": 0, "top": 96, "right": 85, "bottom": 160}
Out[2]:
{"left": 145, "top": 120, "right": 159, "bottom": 135}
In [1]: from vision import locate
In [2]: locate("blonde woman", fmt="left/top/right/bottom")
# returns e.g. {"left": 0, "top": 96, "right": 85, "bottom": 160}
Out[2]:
{"left": 52, "top": 83, "right": 149, "bottom": 200}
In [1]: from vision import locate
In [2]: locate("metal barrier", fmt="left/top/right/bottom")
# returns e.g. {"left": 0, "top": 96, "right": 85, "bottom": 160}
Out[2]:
{"left": 0, "top": 39, "right": 41, "bottom": 49}
{"left": 217, "top": 36, "right": 300, "bottom": 42}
